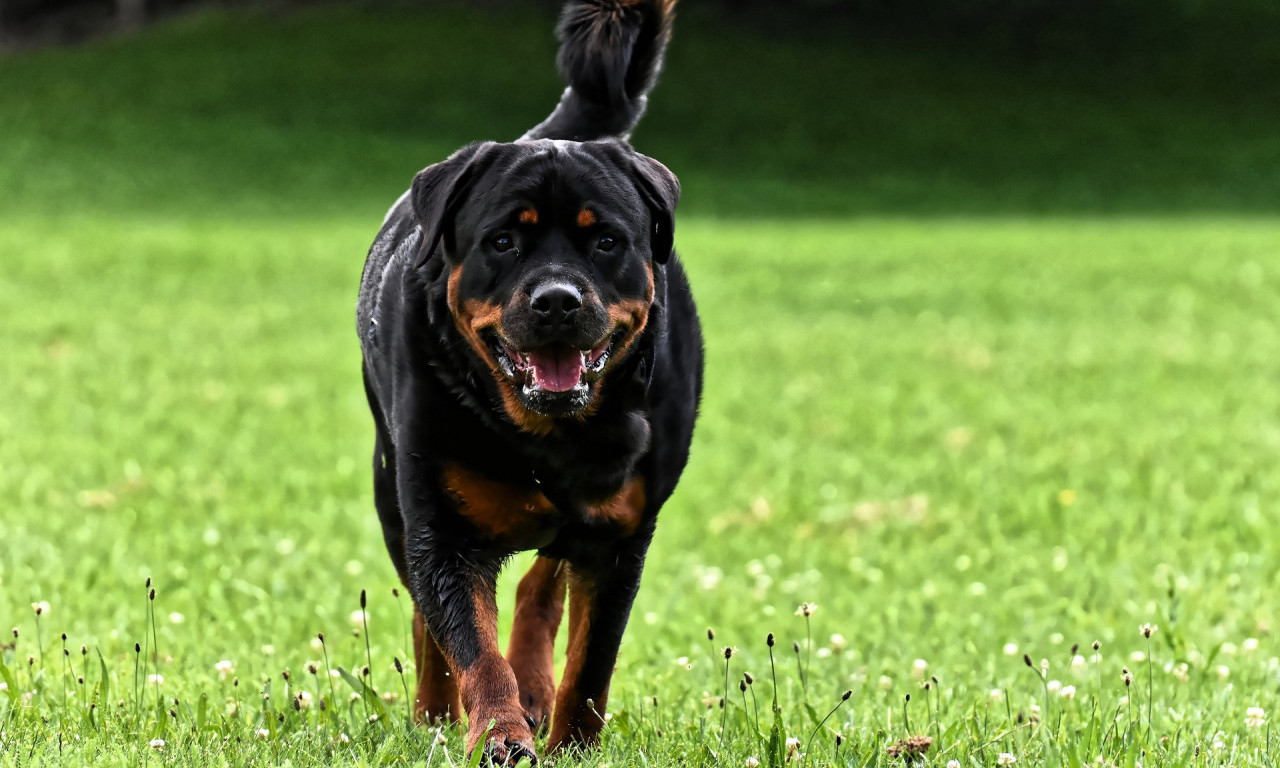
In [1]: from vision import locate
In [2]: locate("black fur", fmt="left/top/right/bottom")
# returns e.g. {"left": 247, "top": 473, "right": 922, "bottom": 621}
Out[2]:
{"left": 355, "top": 0, "right": 700, "bottom": 759}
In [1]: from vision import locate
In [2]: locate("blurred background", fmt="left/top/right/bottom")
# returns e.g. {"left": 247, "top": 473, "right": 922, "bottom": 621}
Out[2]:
{"left": 2, "top": 0, "right": 1279, "bottom": 220}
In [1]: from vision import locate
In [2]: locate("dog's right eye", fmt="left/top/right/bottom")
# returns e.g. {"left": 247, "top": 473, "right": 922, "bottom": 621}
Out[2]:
{"left": 491, "top": 235, "right": 515, "bottom": 253}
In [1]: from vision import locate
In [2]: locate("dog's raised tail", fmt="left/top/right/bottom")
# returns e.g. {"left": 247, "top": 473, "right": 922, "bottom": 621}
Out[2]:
{"left": 521, "top": 0, "right": 676, "bottom": 142}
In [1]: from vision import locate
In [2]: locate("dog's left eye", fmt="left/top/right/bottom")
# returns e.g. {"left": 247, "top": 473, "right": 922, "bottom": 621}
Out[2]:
{"left": 491, "top": 235, "right": 515, "bottom": 253}
{"left": 596, "top": 235, "right": 617, "bottom": 252}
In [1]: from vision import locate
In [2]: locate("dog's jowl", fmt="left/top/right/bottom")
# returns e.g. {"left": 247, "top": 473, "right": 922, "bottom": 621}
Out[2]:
{"left": 355, "top": 0, "right": 702, "bottom": 761}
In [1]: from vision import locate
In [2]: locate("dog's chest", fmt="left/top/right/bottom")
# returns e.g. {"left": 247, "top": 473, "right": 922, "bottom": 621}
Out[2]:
{"left": 441, "top": 463, "right": 644, "bottom": 550}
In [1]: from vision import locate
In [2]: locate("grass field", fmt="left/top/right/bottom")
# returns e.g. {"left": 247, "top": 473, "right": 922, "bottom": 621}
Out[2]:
{"left": 2, "top": 3, "right": 1280, "bottom": 766}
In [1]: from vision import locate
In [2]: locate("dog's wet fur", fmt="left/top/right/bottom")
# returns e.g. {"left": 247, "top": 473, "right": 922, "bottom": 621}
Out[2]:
{"left": 355, "top": 0, "right": 701, "bottom": 761}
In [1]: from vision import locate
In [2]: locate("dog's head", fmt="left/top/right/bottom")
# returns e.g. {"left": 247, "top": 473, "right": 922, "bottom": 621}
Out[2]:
{"left": 412, "top": 138, "right": 678, "bottom": 433}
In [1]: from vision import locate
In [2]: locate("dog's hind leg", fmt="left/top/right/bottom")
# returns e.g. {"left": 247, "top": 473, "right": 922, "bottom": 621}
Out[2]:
{"left": 412, "top": 607, "right": 463, "bottom": 724}
{"left": 506, "top": 556, "right": 567, "bottom": 733}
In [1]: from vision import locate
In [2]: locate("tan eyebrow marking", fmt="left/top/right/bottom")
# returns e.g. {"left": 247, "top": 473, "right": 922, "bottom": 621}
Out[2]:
{"left": 577, "top": 209, "right": 597, "bottom": 228}
{"left": 519, "top": 208, "right": 539, "bottom": 224}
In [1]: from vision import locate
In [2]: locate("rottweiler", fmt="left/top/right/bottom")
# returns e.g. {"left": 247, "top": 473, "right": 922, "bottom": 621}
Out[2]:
{"left": 355, "top": 0, "right": 701, "bottom": 762}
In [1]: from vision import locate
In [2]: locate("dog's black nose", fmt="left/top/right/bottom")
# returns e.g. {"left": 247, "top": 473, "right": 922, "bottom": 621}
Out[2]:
{"left": 530, "top": 283, "right": 582, "bottom": 325}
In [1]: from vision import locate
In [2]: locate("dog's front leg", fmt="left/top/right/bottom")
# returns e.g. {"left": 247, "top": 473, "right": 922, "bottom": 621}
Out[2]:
{"left": 405, "top": 526, "right": 535, "bottom": 764}
{"left": 546, "top": 532, "right": 652, "bottom": 754}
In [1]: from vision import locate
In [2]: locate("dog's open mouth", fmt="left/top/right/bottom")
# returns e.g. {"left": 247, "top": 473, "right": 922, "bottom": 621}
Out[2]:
{"left": 487, "top": 332, "right": 617, "bottom": 412}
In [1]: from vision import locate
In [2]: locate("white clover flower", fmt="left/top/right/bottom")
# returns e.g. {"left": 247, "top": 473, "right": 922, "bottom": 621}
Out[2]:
{"left": 261, "top": 644, "right": 275, "bottom": 656}
{"left": 215, "top": 660, "right": 234, "bottom": 679}
{"left": 746, "top": 758, "right": 761, "bottom": 768}
{"left": 149, "top": 738, "right": 165, "bottom": 750}
{"left": 1243, "top": 637, "right": 1260, "bottom": 653}
{"left": 1003, "top": 642, "right": 1019, "bottom": 656}
{"left": 1215, "top": 665, "right": 1230, "bottom": 681}
{"left": 830, "top": 634, "right": 846, "bottom": 653}
{"left": 698, "top": 567, "right": 723, "bottom": 590}
{"left": 816, "top": 648, "right": 832, "bottom": 659}
{"left": 350, "top": 692, "right": 362, "bottom": 702}
{"left": 1246, "top": 706, "right": 1266, "bottom": 729}
{"left": 296, "top": 690, "right": 313, "bottom": 709}
{"left": 989, "top": 688, "right": 1005, "bottom": 703}
{"left": 878, "top": 675, "right": 893, "bottom": 691}
{"left": 947, "top": 761, "right": 960, "bottom": 768}
{"left": 1047, "top": 680, "right": 1062, "bottom": 694}
{"left": 147, "top": 674, "right": 164, "bottom": 685}
{"left": 998, "top": 752, "right": 1017, "bottom": 765}
{"left": 1221, "top": 642, "right": 1238, "bottom": 655}
{"left": 311, "top": 636, "right": 324, "bottom": 652}
{"left": 168, "top": 612, "right": 185, "bottom": 624}
{"left": 675, "top": 656, "right": 689, "bottom": 666}
{"left": 1130, "top": 651, "right": 1146, "bottom": 663}
{"left": 31, "top": 601, "right": 49, "bottom": 617}
{"left": 1169, "top": 663, "right": 1189, "bottom": 683}
{"left": 368, "top": 714, "right": 379, "bottom": 723}
{"left": 256, "top": 728, "right": 270, "bottom": 739}
{"left": 1071, "top": 655, "right": 1087, "bottom": 673}
{"left": 1060, "top": 685, "right": 1076, "bottom": 700}
{"left": 911, "top": 659, "right": 928, "bottom": 680}
{"left": 350, "top": 610, "right": 368, "bottom": 629}
{"left": 338, "top": 732, "right": 350, "bottom": 744}
{"left": 0, "top": 682, "right": 7, "bottom": 693}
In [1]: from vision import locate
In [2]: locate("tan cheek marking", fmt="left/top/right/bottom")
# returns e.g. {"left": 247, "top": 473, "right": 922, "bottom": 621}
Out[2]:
{"left": 576, "top": 209, "right": 596, "bottom": 228}
{"left": 519, "top": 208, "right": 539, "bottom": 224}
{"left": 448, "top": 266, "right": 556, "bottom": 436}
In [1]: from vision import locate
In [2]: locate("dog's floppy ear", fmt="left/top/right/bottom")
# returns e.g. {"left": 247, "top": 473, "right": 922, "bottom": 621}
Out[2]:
{"left": 411, "top": 141, "right": 499, "bottom": 264}
{"left": 628, "top": 152, "right": 680, "bottom": 264}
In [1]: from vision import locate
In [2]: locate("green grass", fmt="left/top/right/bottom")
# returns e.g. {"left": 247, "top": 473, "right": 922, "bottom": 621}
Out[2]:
{"left": 3, "top": 3, "right": 1280, "bottom": 766}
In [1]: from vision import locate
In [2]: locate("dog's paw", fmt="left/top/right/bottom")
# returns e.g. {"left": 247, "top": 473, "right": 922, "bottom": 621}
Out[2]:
{"left": 468, "top": 713, "right": 537, "bottom": 766}
{"left": 516, "top": 674, "right": 556, "bottom": 734}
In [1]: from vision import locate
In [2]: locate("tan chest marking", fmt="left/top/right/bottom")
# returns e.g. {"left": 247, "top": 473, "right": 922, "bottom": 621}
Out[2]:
{"left": 441, "top": 464, "right": 558, "bottom": 546}
{"left": 586, "top": 477, "right": 646, "bottom": 537}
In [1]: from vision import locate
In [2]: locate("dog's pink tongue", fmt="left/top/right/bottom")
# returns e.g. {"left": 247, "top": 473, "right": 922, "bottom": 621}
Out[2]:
{"left": 527, "top": 345, "right": 584, "bottom": 392}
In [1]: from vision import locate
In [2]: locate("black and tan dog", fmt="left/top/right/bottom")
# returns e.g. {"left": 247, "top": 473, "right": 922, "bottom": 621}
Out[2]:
{"left": 356, "top": 0, "right": 700, "bottom": 762}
